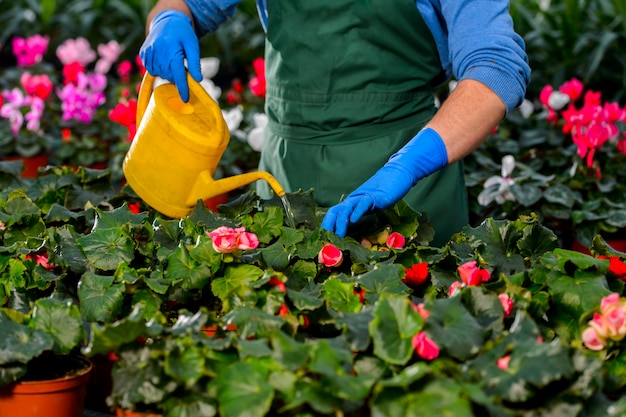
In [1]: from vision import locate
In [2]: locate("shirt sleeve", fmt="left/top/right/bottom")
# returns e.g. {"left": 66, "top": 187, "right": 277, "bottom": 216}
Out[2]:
{"left": 416, "top": 0, "right": 531, "bottom": 114}
{"left": 183, "top": 0, "right": 242, "bottom": 36}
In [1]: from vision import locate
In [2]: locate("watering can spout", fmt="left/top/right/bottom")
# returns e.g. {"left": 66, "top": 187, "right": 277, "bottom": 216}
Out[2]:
{"left": 122, "top": 71, "right": 286, "bottom": 218}
{"left": 187, "top": 171, "right": 285, "bottom": 208}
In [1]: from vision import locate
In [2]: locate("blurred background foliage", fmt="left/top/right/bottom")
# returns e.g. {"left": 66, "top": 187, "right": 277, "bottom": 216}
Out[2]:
{"left": 0, "top": 0, "right": 624, "bottom": 99}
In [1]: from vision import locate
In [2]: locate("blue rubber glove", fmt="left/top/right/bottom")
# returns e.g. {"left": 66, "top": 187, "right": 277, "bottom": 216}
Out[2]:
{"left": 139, "top": 10, "right": 203, "bottom": 102}
{"left": 321, "top": 127, "right": 449, "bottom": 237}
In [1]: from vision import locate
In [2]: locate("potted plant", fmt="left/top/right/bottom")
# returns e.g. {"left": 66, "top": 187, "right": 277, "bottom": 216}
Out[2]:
{"left": 467, "top": 77, "right": 626, "bottom": 251}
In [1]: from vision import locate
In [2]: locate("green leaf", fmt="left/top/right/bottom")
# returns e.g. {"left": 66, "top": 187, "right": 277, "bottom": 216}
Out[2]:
{"left": 85, "top": 312, "right": 154, "bottom": 356}
{"left": 322, "top": 277, "right": 363, "bottom": 313}
{"left": 211, "top": 264, "right": 264, "bottom": 303}
{"left": 250, "top": 206, "right": 283, "bottom": 243}
{"left": 543, "top": 184, "right": 577, "bottom": 207}
{"left": 270, "top": 330, "right": 309, "bottom": 371}
{"left": 78, "top": 272, "right": 125, "bottom": 322}
{"left": 370, "top": 294, "right": 423, "bottom": 365}
{"left": 76, "top": 227, "right": 135, "bottom": 271}
{"left": 426, "top": 296, "right": 486, "bottom": 361}
{"left": 358, "top": 264, "right": 411, "bottom": 302}
{"left": 0, "top": 310, "right": 53, "bottom": 365}
{"left": 31, "top": 298, "right": 85, "bottom": 354}
{"left": 286, "top": 281, "right": 324, "bottom": 311}
{"left": 166, "top": 244, "right": 213, "bottom": 289}
{"left": 214, "top": 361, "right": 273, "bottom": 417}
{"left": 165, "top": 342, "right": 205, "bottom": 388}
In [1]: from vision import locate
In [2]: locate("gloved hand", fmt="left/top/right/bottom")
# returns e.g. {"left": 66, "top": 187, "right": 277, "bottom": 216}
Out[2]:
{"left": 139, "top": 10, "right": 203, "bottom": 102}
{"left": 321, "top": 127, "right": 449, "bottom": 237}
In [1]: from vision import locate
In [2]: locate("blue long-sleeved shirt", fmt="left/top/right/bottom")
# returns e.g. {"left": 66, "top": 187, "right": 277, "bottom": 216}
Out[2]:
{"left": 184, "top": 0, "right": 530, "bottom": 114}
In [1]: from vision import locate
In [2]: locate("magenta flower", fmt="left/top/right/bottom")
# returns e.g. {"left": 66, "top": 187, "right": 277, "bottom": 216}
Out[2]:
{"left": 12, "top": 35, "right": 49, "bottom": 67}
{"left": 412, "top": 331, "right": 440, "bottom": 360}
{"left": 386, "top": 231, "right": 405, "bottom": 249}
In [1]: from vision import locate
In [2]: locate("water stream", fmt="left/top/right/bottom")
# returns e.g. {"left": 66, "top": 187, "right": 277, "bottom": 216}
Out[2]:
{"left": 280, "top": 194, "right": 297, "bottom": 228}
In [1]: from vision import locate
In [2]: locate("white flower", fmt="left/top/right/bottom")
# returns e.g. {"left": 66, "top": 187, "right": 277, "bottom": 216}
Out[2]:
{"left": 222, "top": 106, "right": 244, "bottom": 133}
{"left": 247, "top": 113, "right": 268, "bottom": 152}
{"left": 477, "top": 155, "right": 516, "bottom": 206}
{"left": 548, "top": 90, "right": 570, "bottom": 111}
{"left": 200, "top": 57, "right": 220, "bottom": 79}
{"left": 518, "top": 99, "right": 535, "bottom": 118}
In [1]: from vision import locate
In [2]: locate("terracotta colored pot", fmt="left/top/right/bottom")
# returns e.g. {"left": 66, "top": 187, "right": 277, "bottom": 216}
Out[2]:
{"left": 116, "top": 409, "right": 162, "bottom": 417}
{"left": 3, "top": 154, "right": 49, "bottom": 178}
{"left": 202, "top": 323, "right": 237, "bottom": 337}
{"left": 0, "top": 355, "right": 92, "bottom": 417}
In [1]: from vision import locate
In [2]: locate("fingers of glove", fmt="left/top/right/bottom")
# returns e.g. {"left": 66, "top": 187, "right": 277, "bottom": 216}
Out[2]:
{"left": 139, "top": 45, "right": 153, "bottom": 75}
{"left": 348, "top": 195, "right": 376, "bottom": 224}
{"left": 183, "top": 42, "right": 203, "bottom": 83}
{"left": 171, "top": 50, "right": 190, "bottom": 102}
{"left": 321, "top": 200, "right": 358, "bottom": 237}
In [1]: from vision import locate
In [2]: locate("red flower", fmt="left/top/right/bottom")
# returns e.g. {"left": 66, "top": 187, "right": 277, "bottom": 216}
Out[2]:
{"left": 403, "top": 262, "right": 429, "bottom": 286}
{"left": 109, "top": 99, "right": 138, "bottom": 142}
{"left": 117, "top": 60, "right": 133, "bottom": 84}
{"left": 61, "top": 128, "right": 72, "bottom": 142}
{"left": 497, "top": 354, "right": 511, "bottom": 370}
{"left": 386, "top": 231, "right": 405, "bottom": 249}
{"left": 25, "top": 253, "right": 55, "bottom": 270}
{"left": 128, "top": 202, "right": 141, "bottom": 214}
{"left": 412, "top": 331, "right": 439, "bottom": 360}
{"left": 353, "top": 287, "right": 366, "bottom": 304}
{"left": 62, "top": 61, "right": 85, "bottom": 85}
{"left": 608, "top": 256, "right": 626, "bottom": 280}
{"left": 278, "top": 304, "right": 289, "bottom": 316}
{"left": 268, "top": 277, "right": 287, "bottom": 293}
{"left": 318, "top": 244, "right": 343, "bottom": 267}
{"left": 20, "top": 73, "right": 53, "bottom": 100}
{"left": 457, "top": 261, "right": 490, "bottom": 286}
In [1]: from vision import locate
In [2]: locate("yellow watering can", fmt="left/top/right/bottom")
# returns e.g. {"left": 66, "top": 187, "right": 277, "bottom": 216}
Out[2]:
{"left": 123, "top": 72, "right": 286, "bottom": 218}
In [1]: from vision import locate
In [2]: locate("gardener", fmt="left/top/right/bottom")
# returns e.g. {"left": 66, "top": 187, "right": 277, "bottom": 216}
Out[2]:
{"left": 139, "top": 0, "right": 530, "bottom": 246}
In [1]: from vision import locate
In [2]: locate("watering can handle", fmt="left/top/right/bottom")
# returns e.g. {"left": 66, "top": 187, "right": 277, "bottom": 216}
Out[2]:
{"left": 136, "top": 71, "right": 203, "bottom": 127}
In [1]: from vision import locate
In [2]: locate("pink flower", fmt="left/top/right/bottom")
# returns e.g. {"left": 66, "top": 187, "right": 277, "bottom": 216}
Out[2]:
{"left": 411, "top": 302, "right": 430, "bottom": 320}
{"left": 12, "top": 35, "right": 49, "bottom": 67}
{"left": 582, "top": 326, "right": 606, "bottom": 351}
{"left": 318, "top": 244, "right": 343, "bottom": 267}
{"left": 412, "top": 331, "right": 439, "bottom": 360}
{"left": 117, "top": 60, "right": 133, "bottom": 83}
{"left": 95, "top": 40, "right": 123, "bottom": 74}
{"left": 386, "top": 231, "right": 405, "bottom": 249}
{"left": 235, "top": 227, "right": 259, "bottom": 250}
{"left": 498, "top": 293, "right": 513, "bottom": 318}
{"left": 403, "top": 263, "right": 429, "bottom": 286}
{"left": 56, "top": 37, "right": 96, "bottom": 66}
{"left": 448, "top": 281, "right": 464, "bottom": 296}
{"left": 25, "top": 253, "right": 55, "bottom": 270}
{"left": 497, "top": 354, "right": 511, "bottom": 370}
{"left": 207, "top": 226, "right": 259, "bottom": 253}
{"left": 457, "top": 261, "right": 490, "bottom": 286}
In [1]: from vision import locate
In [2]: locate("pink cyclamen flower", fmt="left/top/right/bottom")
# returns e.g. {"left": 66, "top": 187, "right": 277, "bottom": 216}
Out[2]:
{"left": 386, "top": 231, "right": 405, "bottom": 249}
{"left": 248, "top": 58, "right": 266, "bottom": 97}
{"left": 318, "top": 244, "right": 343, "bottom": 267}
{"left": 56, "top": 37, "right": 96, "bottom": 66}
{"left": 412, "top": 331, "right": 440, "bottom": 360}
{"left": 498, "top": 293, "right": 514, "bottom": 318}
{"left": 12, "top": 35, "right": 49, "bottom": 67}
{"left": 95, "top": 40, "right": 123, "bottom": 74}
{"left": 457, "top": 261, "right": 490, "bottom": 286}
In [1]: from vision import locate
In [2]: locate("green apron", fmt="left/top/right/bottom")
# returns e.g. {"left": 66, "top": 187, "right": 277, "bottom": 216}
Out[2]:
{"left": 257, "top": 0, "right": 468, "bottom": 246}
